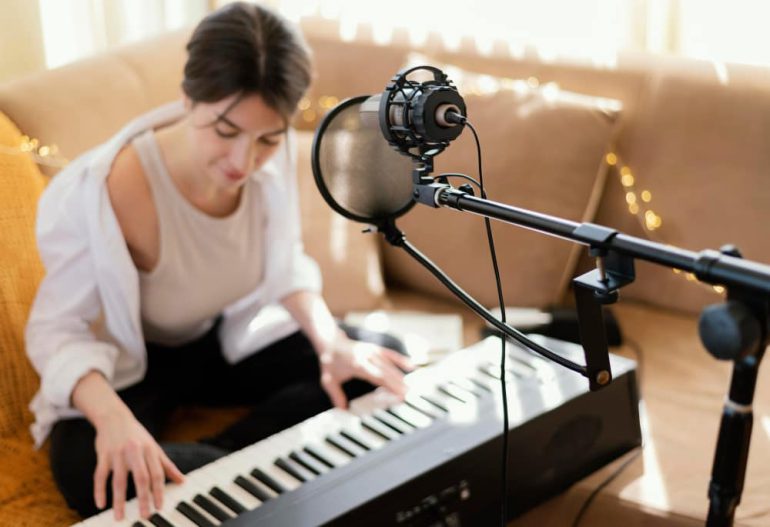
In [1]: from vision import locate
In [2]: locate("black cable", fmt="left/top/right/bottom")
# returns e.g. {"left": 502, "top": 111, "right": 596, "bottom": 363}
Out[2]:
{"left": 434, "top": 173, "right": 484, "bottom": 196}
{"left": 570, "top": 447, "right": 643, "bottom": 527}
{"left": 465, "top": 120, "right": 510, "bottom": 527}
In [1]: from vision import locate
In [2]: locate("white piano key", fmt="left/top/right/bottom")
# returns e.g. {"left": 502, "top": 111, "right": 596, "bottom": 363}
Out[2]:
{"left": 388, "top": 403, "right": 433, "bottom": 429}
{"left": 249, "top": 437, "right": 303, "bottom": 491}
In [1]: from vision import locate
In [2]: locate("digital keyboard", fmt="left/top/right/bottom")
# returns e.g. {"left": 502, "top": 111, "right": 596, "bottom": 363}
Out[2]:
{"left": 76, "top": 335, "right": 641, "bottom": 527}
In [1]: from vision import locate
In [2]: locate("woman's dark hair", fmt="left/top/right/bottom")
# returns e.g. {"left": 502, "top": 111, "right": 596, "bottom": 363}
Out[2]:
{"left": 182, "top": 2, "right": 313, "bottom": 122}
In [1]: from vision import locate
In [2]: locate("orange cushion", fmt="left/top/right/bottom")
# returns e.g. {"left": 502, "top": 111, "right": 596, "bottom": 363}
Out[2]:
{"left": 0, "top": 113, "right": 75, "bottom": 524}
{"left": 0, "top": 112, "right": 46, "bottom": 438}
{"left": 382, "top": 59, "right": 622, "bottom": 309}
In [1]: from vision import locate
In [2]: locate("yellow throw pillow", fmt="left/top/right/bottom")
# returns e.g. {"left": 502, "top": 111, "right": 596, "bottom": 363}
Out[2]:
{"left": 0, "top": 112, "right": 47, "bottom": 437}
{"left": 382, "top": 56, "right": 623, "bottom": 308}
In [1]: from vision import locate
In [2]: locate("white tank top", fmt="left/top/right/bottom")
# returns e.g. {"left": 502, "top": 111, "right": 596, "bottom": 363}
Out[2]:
{"left": 133, "top": 129, "right": 264, "bottom": 345}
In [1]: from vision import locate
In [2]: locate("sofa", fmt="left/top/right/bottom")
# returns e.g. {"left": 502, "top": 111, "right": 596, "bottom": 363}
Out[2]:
{"left": 2, "top": 15, "right": 770, "bottom": 526}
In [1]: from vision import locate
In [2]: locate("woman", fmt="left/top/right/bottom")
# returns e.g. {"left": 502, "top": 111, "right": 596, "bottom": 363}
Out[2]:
{"left": 25, "top": 2, "right": 412, "bottom": 522}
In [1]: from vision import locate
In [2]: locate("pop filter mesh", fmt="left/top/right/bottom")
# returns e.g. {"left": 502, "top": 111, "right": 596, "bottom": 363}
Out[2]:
{"left": 312, "top": 96, "right": 415, "bottom": 224}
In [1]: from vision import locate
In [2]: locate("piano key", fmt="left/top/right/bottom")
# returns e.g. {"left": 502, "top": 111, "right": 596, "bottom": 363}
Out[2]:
{"left": 424, "top": 389, "right": 466, "bottom": 414}
{"left": 235, "top": 475, "right": 271, "bottom": 502}
{"left": 404, "top": 395, "right": 443, "bottom": 419}
{"left": 418, "top": 393, "right": 450, "bottom": 413}
{"left": 387, "top": 404, "right": 433, "bottom": 429}
{"left": 156, "top": 507, "right": 202, "bottom": 527}
{"left": 132, "top": 522, "right": 147, "bottom": 527}
{"left": 244, "top": 438, "right": 303, "bottom": 492}
{"left": 289, "top": 450, "right": 328, "bottom": 475}
{"left": 175, "top": 502, "right": 216, "bottom": 527}
{"left": 325, "top": 433, "right": 366, "bottom": 458}
{"left": 250, "top": 467, "right": 289, "bottom": 495}
{"left": 469, "top": 374, "right": 498, "bottom": 391}
{"left": 340, "top": 428, "right": 373, "bottom": 451}
{"left": 148, "top": 513, "right": 176, "bottom": 527}
{"left": 361, "top": 416, "right": 399, "bottom": 441}
{"left": 209, "top": 486, "right": 247, "bottom": 515}
{"left": 372, "top": 409, "right": 413, "bottom": 434}
{"left": 303, "top": 445, "right": 336, "bottom": 469}
{"left": 217, "top": 479, "right": 262, "bottom": 511}
{"left": 304, "top": 441, "right": 352, "bottom": 467}
{"left": 193, "top": 494, "right": 232, "bottom": 522}
{"left": 274, "top": 457, "right": 312, "bottom": 483}
{"left": 438, "top": 383, "right": 469, "bottom": 403}
{"left": 451, "top": 378, "right": 485, "bottom": 397}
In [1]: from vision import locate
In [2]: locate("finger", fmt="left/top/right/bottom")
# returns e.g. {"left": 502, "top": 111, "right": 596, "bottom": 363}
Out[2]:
{"left": 159, "top": 449, "right": 186, "bottom": 484}
{"left": 370, "top": 357, "right": 408, "bottom": 396}
{"left": 321, "top": 371, "right": 348, "bottom": 409}
{"left": 127, "top": 446, "right": 152, "bottom": 519}
{"left": 382, "top": 348, "right": 416, "bottom": 371}
{"left": 145, "top": 445, "right": 166, "bottom": 511}
{"left": 111, "top": 454, "right": 128, "bottom": 521}
{"left": 93, "top": 456, "right": 110, "bottom": 510}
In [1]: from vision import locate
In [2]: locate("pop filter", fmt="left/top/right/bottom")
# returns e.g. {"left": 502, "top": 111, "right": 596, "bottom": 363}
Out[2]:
{"left": 311, "top": 95, "right": 416, "bottom": 225}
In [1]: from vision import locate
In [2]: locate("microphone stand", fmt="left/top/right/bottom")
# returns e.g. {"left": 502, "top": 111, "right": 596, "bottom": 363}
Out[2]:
{"left": 379, "top": 159, "right": 770, "bottom": 527}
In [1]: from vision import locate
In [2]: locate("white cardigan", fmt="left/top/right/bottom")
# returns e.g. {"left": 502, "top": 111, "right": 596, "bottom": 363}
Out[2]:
{"left": 25, "top": 101, "right": 322, "bottom": 448}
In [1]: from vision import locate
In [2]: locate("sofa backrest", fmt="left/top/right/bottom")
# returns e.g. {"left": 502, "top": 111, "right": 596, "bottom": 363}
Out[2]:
{"left": 3, "top": 19, "right": 770, "bottom": 315}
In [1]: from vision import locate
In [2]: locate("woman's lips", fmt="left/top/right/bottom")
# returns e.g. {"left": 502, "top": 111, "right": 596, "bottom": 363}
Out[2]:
{"left": 223, "top": 169, "right": 246, "bottom": 182}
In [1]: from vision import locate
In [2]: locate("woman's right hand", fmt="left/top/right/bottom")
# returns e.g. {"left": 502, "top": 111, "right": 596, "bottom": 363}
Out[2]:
{"left": 92, "top": 408, "right": 185, "bottom": 521}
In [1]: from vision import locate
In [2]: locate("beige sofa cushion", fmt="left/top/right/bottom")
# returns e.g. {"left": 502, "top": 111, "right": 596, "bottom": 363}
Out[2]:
{"left": 595, "top": 59, "right": 770, "bottom": 313}
{"left": 382, "top": 64, "right": 622, "bottom": 309}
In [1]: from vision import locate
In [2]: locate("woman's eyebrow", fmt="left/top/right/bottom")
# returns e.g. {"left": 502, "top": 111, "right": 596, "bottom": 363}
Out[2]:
{"left": 215, "top": 114, "right": 286, "bottom": 136}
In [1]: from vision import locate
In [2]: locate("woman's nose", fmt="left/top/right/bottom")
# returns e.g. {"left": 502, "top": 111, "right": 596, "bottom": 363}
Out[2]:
{"left": 229, "top": 135, "right": 256, "bottom": 173}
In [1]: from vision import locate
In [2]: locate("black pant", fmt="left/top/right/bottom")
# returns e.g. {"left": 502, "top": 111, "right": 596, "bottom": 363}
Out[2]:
{"left": 49, "top": 323, "right": 404, "bottom": 519}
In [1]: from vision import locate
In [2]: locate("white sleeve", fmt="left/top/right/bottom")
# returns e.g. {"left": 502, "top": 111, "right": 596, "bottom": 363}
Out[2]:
{"left": 25, "top": 170, "right": 119, "bottom": 409}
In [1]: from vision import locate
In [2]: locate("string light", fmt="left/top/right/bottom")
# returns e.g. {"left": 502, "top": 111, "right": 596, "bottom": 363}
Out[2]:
{"left": 604, "top": 150, "right": 724, "bottom": 297}
{"left": 0, "top": 135, "right": 68, "bottom": 168}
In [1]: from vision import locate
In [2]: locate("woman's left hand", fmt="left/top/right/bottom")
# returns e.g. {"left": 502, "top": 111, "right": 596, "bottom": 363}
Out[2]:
{"left": 316, "top": 330, "right": 415, "bottom": 409}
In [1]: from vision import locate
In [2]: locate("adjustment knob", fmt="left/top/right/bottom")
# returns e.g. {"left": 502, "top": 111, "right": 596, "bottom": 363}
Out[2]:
{"left": 698, "top": 301, "right": 761, "bottom": 361}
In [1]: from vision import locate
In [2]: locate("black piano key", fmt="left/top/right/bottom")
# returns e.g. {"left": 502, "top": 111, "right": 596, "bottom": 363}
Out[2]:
{"left": 385, "top": 407, "right": 420, "bottom": 429}
{"left": 235, "top": 474, "right": 271, "bottom": 501}
{"left": 303, "top": 445, "right": 336, "bottom": 469}
{"left": 373, "top": 409, "right": 412, "bottom": 434}
{"left": 340, "top": 429, "right": 373, "bottom": 451}
{"left": 451, "top": 379, "right": 485, "bottom": 397}
{"left": 479, "top": 363, "right": 501, "bottom": 380}
{"left": 193, "top": 494, "right": 232, "bottom": 522}
{"left": 469, "top": 375, "right": 495, "bottom": 392}
{"left": 289, "top": 450, "right": 327, "bottom": 475}
{"left": 438, "top": 384, "right": 469, "bottom": 403}
{"left": 274, "top": 457, "right": 310, "bottom": 483}
{"left": 251, "top": 467, "right": 288, "bottom": 495}
{"left": 419, "top": 394, "right": 449, "bottom": 413}
{"left": 325, "top": 434, "right": 363, "bottom": 458}
{"left": 176, "top": 501, "right": 216, "bottom": 527}
{"left": 361, "top": 416, "right": 399, "bottom": 441}
{"left": 405, "top": 396, "right": 442, "bottom": 419}
{"left": 210, "top": 486, "right": 248, "bottom": 514}
{"left": 132, "top": 522, "right": 146, "bottom": 527}
{"left": 148, "top": 513, "right": 175, "bottom": 527}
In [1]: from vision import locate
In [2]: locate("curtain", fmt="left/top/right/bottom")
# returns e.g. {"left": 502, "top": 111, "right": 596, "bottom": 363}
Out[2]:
{"left": 36, "top": 0, "right": 210, "bottom": 70}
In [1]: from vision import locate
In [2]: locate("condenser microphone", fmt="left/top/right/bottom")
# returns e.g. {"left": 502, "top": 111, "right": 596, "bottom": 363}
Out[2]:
{"left": 312, "top": 65, "right": 467, "bottom": 225}
{"left": 360, "top": 65, "right": 467, "bottom": 160}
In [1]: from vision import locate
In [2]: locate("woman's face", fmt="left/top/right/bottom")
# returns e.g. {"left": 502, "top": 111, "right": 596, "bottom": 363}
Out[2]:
{"left": 185, "top": 92, "right": 286, "bottom": 190}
